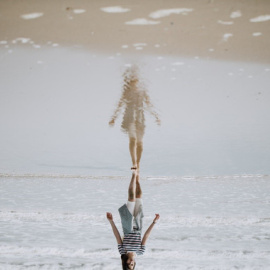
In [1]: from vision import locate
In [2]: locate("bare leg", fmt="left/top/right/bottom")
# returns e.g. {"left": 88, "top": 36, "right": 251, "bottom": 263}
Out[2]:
{"left": 135, "top": 174, "right": 142, "bottom": 198}
{"left": 129, "top": 137, "right": 137, "bottom": 168}
{"left": 136, "top": 141, "right": 143, "bottom": 171}
{"left": 128, "top": 170, "right": 137, "bottom": 202}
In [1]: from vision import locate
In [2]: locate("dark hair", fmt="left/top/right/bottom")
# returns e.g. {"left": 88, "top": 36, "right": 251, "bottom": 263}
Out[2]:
{"left": 121, "top": 254, "right": 136, "bottom": 270}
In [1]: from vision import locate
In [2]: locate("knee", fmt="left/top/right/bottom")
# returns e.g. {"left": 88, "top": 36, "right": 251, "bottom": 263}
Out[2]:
{"left": 136, "top": 190, "right": 142, "bottom": 198}
{"left": 128, "top": 189, "right": 135, "bottom": 200}
{"left": 137, "top": 141, "right": 143, "bottom": 148}
{"left": 129, "top": 137, "right": 136, "bottom": 145}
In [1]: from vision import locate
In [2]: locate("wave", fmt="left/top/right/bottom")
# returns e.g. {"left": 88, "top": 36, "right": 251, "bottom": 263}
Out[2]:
{"left": 0, "top": 173, "right": 268, "bottom": 181}
{"left": 1, "top": 244, "right": 269, "bottom": 260}
{"left": 1, "top": 211, "right": 269, "bottom": 227}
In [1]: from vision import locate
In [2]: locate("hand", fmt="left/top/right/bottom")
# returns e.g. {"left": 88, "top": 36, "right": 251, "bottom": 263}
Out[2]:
{"left": 109, "top": 119, "right": 115, "bottom": 126}
{"left": 107, "top": 212, "right": 113, "bottom": 221}
{"left": 153, "top": 214, "right": 160, "bottom": 223}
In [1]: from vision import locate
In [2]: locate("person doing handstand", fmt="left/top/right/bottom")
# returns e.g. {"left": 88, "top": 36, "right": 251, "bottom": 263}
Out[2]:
{"left": 106, "top": 169, "right": 160, "bottom": 269}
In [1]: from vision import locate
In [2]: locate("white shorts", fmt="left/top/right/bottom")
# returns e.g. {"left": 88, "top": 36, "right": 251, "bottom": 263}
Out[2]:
{"left": 126, "top": 198, "right": 143, "bottom": 217}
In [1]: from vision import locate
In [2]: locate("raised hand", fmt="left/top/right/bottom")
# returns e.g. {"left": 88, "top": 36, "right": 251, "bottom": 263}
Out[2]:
{"left": 106, "top": 212, "right": 113, "bottom": 221}
{"left": 153, "top": 214, "right": 160, "bottom": 223}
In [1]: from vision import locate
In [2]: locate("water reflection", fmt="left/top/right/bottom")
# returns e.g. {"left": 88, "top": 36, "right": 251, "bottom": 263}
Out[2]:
{"left": 109, "top": 65, "right": 160, "bottom": 169}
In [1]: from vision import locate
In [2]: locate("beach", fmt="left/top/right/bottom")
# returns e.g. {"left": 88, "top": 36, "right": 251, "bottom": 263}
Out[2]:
{"left": 1, "top": 175, "right": 270, "bottom": 269}
{"left": 1, "top": 0, "right": 270, "bottom": 269}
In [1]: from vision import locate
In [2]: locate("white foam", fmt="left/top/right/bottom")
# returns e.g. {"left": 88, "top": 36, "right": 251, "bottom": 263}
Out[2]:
{"left": 121, "top": 45, "right": 129, "bottom": 49}
{"left": 223, "top": 33, "right": 233, "bottom": 42}
{"left": 73, "top": 9, "right": 86, "bottom": 14}
{"left": 0, "top": 211, "right": 105, "bottom": 224}
{"left": 100, "top": 6, "right": 130, "bottom": 13}
{"left": 154, "top": 44, "right": 160, "bottom": 48}
{"left": 250, "top": 15, "right": 270, "bottom": 22}
{"left": 12, "top": 37, "right": 31, "bottom": 44}
{"left": 218, "top": 20, "right": 234, "bottom": 25}
{"left": 21, "top": 13, "right": 44, "bottom": 20}
{"left": 135, "top": 47, "right": 143, "bottom": 50}
{"left": 125, "top": 18, "right": 160, "bottom": 25}
{"left": 149, "top": 8, "right": 193, "bottom": 19}
{"left": 230, "top": 11, "right": 242, "bottom": 18}
{"left": 252, "top": 32, "right": 262, "bottom": 36}
{"left": 133, "top": 43, "right": 147, "bottom": 47}
{"left": 0, "top": 40, "right": 8, "bottom": 45}
{"left": 163, "top": 216, "right": 269, "bottom": 227}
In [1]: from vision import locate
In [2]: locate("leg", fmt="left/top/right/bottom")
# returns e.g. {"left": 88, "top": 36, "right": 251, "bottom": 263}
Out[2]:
{"left": 129, "top": 137, "right": 137, "bottom": 168}
{"left": 135, "top": 128, "right": 144, "bottom": 170}
{"left": 134, "top": 174, "right": 143, "bottom": 218}
{"left": 128, "top": 170, "right": 137, "bottom": 202}
{"left": 136, "top": 141, "right": 143, "bottom": 171}
{"left": 135, "top": 174, "right": 142, "bottom": 199}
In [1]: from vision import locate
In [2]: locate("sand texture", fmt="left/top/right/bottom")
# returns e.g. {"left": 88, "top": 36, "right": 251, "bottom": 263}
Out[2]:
{"left": 0, "top": 0, "right": 270, "bottom": 63}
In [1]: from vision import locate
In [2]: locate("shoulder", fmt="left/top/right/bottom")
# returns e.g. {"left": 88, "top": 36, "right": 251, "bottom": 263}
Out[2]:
{"left": 137, "top": 245, "right": 146, "bottom": 255}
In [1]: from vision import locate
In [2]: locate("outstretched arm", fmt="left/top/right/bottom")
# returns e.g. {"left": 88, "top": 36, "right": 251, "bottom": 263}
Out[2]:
{"left": 144, "top": 92, "right": 161, "bottom": 125}
{"left": 141, "top": 214, "right": 160, "bottom": 245}
{"left": 107, "top": 212, "right": 122, "bottom": 245}
{"left": 109, "top": 99, "right": 124, "bottom": 126}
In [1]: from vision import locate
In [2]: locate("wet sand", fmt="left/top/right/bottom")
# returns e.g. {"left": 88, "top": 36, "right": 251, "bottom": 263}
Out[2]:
{"left": 0, "top": 0, "right": 270, "bottom": 63}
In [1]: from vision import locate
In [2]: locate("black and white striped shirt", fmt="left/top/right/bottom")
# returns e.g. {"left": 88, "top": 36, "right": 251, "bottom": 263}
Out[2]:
{"left": 118, "top": 233, "right": 145, "bottom": 255}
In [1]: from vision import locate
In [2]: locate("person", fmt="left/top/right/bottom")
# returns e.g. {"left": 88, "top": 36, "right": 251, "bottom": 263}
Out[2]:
{"left": 109, "top": 65, "right": 160, "bottom": 170}
{"left": 106, "top": 169, "right": 160, "bottom": 270}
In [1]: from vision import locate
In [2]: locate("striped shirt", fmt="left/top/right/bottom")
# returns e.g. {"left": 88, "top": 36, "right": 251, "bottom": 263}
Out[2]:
{"left": 118, "top": 233, "right": 145, "bottom": 255}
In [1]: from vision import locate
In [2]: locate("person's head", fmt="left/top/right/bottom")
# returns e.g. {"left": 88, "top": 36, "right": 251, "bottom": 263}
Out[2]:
{"left": 121, "top": 253, "right": 136, "bottom": 270}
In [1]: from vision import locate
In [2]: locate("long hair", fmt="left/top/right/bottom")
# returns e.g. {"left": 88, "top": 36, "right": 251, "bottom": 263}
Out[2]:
{"left": 121, "top": 254, "right": 136, "bottom": 270}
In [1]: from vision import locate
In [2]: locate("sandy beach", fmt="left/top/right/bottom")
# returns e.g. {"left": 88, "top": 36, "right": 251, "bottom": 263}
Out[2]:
{"left": 0, "top": 0, "right": 270, "bottom": 63}
{"left": 1, "top": 0, "right": 270, "bottom": 269}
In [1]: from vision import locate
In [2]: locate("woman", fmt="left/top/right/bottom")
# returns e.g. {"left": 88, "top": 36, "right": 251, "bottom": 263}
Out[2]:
{"left": 109, "top": 65, "right": 160, "bottom": 170}
{"left": 106, "top": 169, "right": 160, "bottom": 269}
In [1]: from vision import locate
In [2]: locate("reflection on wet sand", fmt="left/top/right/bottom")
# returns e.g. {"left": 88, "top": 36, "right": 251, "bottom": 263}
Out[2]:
{"left": 109, "top": 65, "right": 160, "bottom": 170}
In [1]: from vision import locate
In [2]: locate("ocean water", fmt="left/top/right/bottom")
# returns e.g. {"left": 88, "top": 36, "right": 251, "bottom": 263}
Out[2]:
{"left": 0, "top": 46, "right": 270, "bottom": 177}
{"left": 0, "top": 174, "right": 270, "bottom": 269}
{"left": 1, "top": 45, "right": 270, "bottom": 269}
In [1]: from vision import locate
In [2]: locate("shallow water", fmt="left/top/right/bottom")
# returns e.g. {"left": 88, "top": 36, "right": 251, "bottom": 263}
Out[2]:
{"left": 0, "top": 175, "right": 270, "bottom": 269}
{"left": 0, "top": 47, "right": 270, "bottom": 177}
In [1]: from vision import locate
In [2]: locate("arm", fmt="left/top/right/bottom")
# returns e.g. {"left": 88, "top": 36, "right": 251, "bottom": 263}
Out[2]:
{"left": 106, "top": 212, "right": 122, "bottom": 245}
{"left": 109, "top": 99, "right": 124, "bottom": 126}
{"left": 144, "top": 92, "right": 161, "bottom": 125}
{"left": 141, "top": 214, "right": 160, "bottom": 245}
